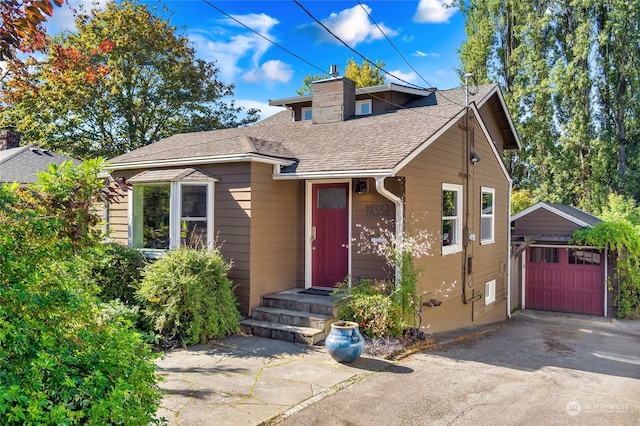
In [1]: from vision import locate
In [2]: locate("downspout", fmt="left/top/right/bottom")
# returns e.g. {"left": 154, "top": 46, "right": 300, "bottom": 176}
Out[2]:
{"left": 506, "top": 183, "right": 512, "bottom": 319}
{"left": 375, "top": 177, "right": 403, "bottom": 288}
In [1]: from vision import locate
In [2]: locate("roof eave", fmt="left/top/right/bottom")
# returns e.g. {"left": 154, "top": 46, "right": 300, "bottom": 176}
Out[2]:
{"left": 477, "top": 84, "right": 522, "bottom": 150}
{"left": 104, "top": 154, "right": 296, "bottom": 172}
{"left": 273, "top": 169, "right": 393, "bottom": 180}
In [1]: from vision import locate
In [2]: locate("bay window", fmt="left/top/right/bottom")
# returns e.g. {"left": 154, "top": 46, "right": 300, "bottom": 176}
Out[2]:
{"left": 130, "top": 177, "right": 214, "bottom": 252}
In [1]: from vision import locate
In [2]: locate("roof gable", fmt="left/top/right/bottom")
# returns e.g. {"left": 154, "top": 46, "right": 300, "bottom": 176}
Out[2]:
{"left": 511, "top": 202, "right": 601, "bottom": 228}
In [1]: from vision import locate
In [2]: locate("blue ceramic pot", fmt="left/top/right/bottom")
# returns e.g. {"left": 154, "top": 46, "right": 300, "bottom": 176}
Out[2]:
{"left": 325, "top": 321, "right": 365, "bottom": 363}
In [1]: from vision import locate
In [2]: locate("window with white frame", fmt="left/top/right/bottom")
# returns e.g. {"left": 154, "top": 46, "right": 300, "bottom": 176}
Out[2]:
{"left": 131, "top": 182, "right": 214, "bottom": 251}
{"left": 356, "top": 99, "right": 372, "bottom": 115}
{"left": 485, "top": 279, "right": 496, "bottom": 305}
{"left": 481, "top": 187, "right": 495, "bottom": 244}
{"left": 302, "top": 107, "right": 312, "bottom": 121}
{"left": 442, "top": 183, "right": 463, "bottom": 255}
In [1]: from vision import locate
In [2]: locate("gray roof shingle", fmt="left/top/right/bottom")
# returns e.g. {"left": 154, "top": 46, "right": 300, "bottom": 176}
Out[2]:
{"left": 108, "top": 85, "right": 500, "bottom": 174}
{"left": 0, "top": 146, "right": 80, "bottom": 184}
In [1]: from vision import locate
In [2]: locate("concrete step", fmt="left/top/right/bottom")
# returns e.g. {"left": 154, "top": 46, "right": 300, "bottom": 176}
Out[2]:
{"left": 262, "top": 289, "right": 337, "bottom": 316}
{"left": 251, "top": 306, "right": 333, "bottom": 333}
{"left": 240, "top": 319, "right": 327, "bottom": 345}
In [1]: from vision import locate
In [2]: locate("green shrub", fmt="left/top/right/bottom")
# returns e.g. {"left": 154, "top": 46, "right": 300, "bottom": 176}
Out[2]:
{"left": 79, "top": 242, "right": 147, "bottom": 306}
{"left": 333, "top": 278, "right": 403, "bottom": 338}
{"left": 137, "top": 247, "right": 240, "bottom": 345}
{"left": 0, "top": 160, "right": 162, "bottom": 424}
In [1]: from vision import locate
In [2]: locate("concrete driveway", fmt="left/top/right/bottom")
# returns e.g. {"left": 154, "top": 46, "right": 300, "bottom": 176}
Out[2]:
{"left": 276, "top": 310, "right": 640, "bottom": 426}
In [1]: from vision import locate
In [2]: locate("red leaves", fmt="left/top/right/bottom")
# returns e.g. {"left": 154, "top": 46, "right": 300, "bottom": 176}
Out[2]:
{"left": 98, "top": 39, "right": 114, "bottom": 53}
{"left": 0, "top": 0, "right": 64, "bottom": 60}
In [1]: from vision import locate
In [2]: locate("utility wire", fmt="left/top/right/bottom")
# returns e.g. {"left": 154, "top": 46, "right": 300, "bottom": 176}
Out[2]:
{"left": 201, "top": 0, "right": 327, "bottom": 76}
{"left": 355, "top": 0, "right": 466, "bottom": 108}
{"left": 292, "top": 0, "right": 426, "bottom": 90}
{"left": 200, "top": 0, "right": 469, "bottom": 121}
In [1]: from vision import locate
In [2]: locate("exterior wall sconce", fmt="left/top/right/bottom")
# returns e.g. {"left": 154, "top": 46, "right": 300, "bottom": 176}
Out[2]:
{"left": 470, "top": 152, "right": 481, "bottom": 164}
{"left": 354, "top": 180, "right": 368, "bottom": 194}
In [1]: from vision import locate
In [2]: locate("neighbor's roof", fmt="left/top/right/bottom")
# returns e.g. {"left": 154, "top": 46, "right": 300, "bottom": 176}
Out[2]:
{"left": 0, "top": 146, "right": 80, "bottom": 184}
{"left": 107, "top": 84, "right": 510, "bottom": 176}
{"left": 511, "top": 202, "right": 602, "bottom": 228}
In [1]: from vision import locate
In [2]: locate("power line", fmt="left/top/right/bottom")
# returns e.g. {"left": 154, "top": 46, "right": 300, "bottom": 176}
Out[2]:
{"left": 355, "top": 0, "right": 465, "bottom": 108}
{"left": 199, "top": 0, "right": 467, "bottom": 121}
{"left": 292, "top": 0, "right": 426, "bottom": 90}
{"left": 201, "top": 0, "right": 327, "bottom": 76}
{"left": 355, "top": 0, "right": 432, "bottom": 88}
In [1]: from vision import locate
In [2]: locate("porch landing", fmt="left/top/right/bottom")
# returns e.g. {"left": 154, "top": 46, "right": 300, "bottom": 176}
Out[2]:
{"left": 239, "top": 288, "right": 338, "bottom": 345}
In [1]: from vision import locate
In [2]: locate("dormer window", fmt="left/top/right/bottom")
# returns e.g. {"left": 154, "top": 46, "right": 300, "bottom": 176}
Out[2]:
{"left": 302, "top": 107, "right": 312, "bottom": 121}
{"left": 356, "top": 99, "right": 372, "bottom": 115}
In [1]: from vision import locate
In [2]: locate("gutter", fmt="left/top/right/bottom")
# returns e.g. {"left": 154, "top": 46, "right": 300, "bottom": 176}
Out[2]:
{"left": 375, "top": 176, "right": 403, "bottom": 287}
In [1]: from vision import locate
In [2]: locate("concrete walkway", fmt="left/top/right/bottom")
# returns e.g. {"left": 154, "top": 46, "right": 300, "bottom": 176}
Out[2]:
{"left": 155, "top": 334, "right": 395, "bottom": 425}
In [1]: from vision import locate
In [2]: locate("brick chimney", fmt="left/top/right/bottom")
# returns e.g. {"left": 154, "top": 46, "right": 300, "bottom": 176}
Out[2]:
{"left": 0, "top": 128, "right": 21, "bottom": 150}
{"left": 311, "top": 74, "right": 356, "bottom": 124}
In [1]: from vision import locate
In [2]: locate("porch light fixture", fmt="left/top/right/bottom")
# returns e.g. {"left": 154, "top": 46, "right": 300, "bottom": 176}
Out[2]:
{"left": 354, "top": 180, "right": 368, "bottom": 194}
{"left": 470, "top": 152, "right": 481, "bottom": 164}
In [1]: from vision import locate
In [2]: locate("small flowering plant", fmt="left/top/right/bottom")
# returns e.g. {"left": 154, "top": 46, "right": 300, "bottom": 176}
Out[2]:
{"left": 333, "top": 217, "right": 433, "bottom": 334}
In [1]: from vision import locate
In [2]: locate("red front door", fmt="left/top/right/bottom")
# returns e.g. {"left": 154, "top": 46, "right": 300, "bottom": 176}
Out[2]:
{"left": 311, "top": 183, "right": 349, "bottom": 287}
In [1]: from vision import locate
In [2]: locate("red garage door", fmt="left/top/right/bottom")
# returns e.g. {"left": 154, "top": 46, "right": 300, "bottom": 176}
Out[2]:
{"left": 526, "top": 247, "right": 604, "bottom": 315}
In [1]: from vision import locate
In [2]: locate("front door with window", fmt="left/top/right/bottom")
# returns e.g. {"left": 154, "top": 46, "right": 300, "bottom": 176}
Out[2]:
{"left": 311, "top": 183, "right": 349, "bottom": 287}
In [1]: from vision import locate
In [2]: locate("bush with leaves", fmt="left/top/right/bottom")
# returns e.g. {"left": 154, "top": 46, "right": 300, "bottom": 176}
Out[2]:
{"left": 572, "top": 220, "right": 640, "bottom": 318}
{"left": 333, "top": 278, "right": 404, "bottom": 338}
{"left": 0, "top": 160, "right": 162, "bottom": 424}
{"left": 137, "top": 247, "right": 240, "bottom": 346}
{"left": 79, "top": 241, "right": 147, "bottom": 306}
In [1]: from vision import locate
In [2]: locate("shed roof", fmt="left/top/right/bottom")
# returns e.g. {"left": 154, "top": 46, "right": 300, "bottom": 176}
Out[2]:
{"left": 511, "top": 202, "right": 602, "bottom": 228}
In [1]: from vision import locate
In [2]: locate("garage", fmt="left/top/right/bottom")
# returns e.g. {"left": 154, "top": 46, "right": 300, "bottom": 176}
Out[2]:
{"left": 511, "top": 202, "right": 610, "bottom": 317}
{"left": 525, "top": 245, "right": 605, "bottom": 315}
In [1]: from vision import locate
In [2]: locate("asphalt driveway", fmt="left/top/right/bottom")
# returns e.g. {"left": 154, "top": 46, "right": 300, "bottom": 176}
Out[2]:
{"left": 276, "top": 310, "right": 640, "bottom": 426}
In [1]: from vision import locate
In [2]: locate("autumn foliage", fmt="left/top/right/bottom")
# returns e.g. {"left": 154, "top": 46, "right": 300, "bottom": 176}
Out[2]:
{"left": 0, "top": 0, "right": 64, "bottom": 60}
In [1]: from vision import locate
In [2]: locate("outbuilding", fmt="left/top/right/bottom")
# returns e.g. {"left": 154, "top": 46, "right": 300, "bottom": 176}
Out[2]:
{"left": 511, "top": 202, "right": 611, "bottom": 316}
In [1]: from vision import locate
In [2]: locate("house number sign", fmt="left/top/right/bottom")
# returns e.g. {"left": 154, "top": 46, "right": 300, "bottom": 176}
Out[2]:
{"left": 366, "top": 204, "right": 390, "bottom": 217}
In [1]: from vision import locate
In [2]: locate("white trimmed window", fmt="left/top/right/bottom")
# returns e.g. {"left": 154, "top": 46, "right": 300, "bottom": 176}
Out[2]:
{"left": 302, "top": 107, "right": 312, "bottom": 121}
{"left": 356, "top": 99, "right": 372, "bottom": 115}
{"left": 131, "top": 182, "right": 214, "bottom": 252}
{"left": 485, "top": 279, "right": 496, "bottom": 305}
{"left": 442, "top": 183, "right": 463, "bottom": 255}
{"left": 481, "top": 187, "right": 495, "bottom": 244}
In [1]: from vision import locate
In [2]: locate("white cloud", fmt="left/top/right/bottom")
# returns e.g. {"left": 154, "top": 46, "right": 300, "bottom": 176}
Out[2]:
{"left": 236, "top": 99, "right": 287, "bottom": 119}
{"left": 413, "top": 50, "right": 440, "bottom": 57}
{"left": 385, "top": 70, "right": 418, "bottom": 85}
{"left": 414, "top": 0, "right": 458, "bottom": 24}
{"left": 242, "top": 60, "right": 293, "bottom": 84}
{"left": 44, "top": 0, "right": 109, "bottom": 34}
{"left": 316, "top": 4, "right": 397, "bottom": 46}
{"left": 190, "top": 13, "right": 292, "bottom": 85}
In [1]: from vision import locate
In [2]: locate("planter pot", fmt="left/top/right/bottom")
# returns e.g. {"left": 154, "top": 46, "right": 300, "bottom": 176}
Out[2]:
{"left": 325, "top": 321, "right": 365, "bottom": 363}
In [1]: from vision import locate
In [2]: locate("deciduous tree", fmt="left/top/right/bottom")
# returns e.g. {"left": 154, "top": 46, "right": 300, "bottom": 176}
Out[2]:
{"left": 1, "top": 1, "right": 259, "bottom": 159}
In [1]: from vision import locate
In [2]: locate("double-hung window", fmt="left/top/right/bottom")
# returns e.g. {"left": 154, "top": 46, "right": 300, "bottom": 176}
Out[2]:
{"left": 481, "top": 187, "right": 495, "bottom": 244}
{"left": 442, "top": 183, "right": 463, "bottom": 255}
{"left": 130, "top": 177, "right": 215, "bottom": 253}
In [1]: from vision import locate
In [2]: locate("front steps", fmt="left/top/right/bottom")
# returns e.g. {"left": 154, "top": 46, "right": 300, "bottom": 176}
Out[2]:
{"left": 240, "top": 288, "right": 336, "bottom": 345}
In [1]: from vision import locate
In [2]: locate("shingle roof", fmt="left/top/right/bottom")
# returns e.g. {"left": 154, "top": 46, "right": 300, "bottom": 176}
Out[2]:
{"left": 128, "top": 167, "right": 219, "bottom": 183}
{"left": 108, "top": 84, "right": 500, "bottom": 175}
{"left": 0, "top": 146, "right": 80, "bottom": 184}
{"left": 549, "top": 204, "right": 602, "bottom": 227}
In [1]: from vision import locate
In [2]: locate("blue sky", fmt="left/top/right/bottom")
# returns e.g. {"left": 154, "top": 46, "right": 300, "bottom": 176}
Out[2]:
{"left": 46, "top": 1, "right": 467, "bottom": 119}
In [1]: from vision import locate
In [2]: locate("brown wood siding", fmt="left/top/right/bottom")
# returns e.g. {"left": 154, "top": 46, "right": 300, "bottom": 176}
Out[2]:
{"left": 248, "top": 162, "right": 299, "bottom": 312}
{"left": 106, "top": 164, "right": 254, "bottom": 314}
{"left": 514, "top": 209, "right": 583, "bottom": 236}
{"left": 399, "top": 116, "right": 510, "bottom": 334}
{"left": 478, "top": 99, "right": 505, "bottom": 158}
{"left": 351, "top": 177, "right": 396, "bottom": 282}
